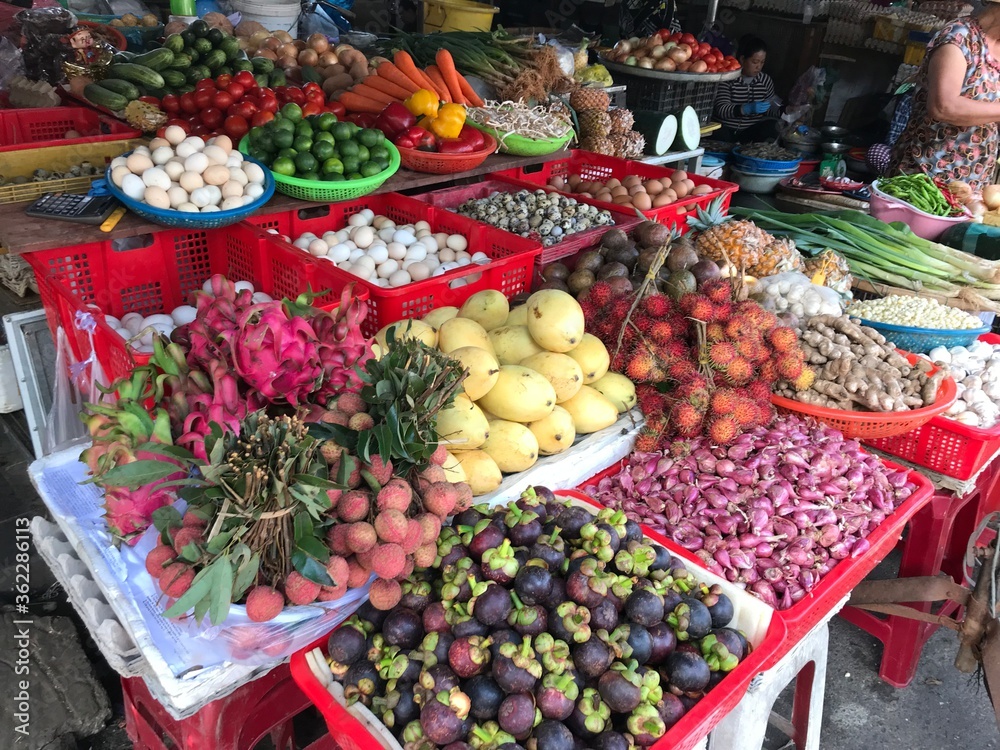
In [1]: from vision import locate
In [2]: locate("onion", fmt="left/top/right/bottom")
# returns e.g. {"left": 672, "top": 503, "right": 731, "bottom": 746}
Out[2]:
{"left": 984, "top": 184, "right": 1000, "bottom": 210}
{"left": 308, "top": 33, "right": 330, "bottom": 53}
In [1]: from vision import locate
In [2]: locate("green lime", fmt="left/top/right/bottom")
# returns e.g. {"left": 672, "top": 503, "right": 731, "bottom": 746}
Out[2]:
{"left": 322, "top": 157, "right": 344, "bottom": 174}
{"left": 273, "top": 130, "right": 294, "bottom": 150}
{"left": 347, "top": 172, "right": 364, "bottom": 180}
{"left": 312, "top": 140, "right": 335, "bottom": 161}
{"left": 369, "top": 145, "right": 389, "bottom": 163}
{"left": 341, "top": 156, "right": 360, "bottom": 175}
{"left": 271, "top": 156, "right": 295, "bottom": 176}
{"left": 281, "top": 102, "right": 303, "bottom": 122}
{"left": 358, "top": 128, "right": 380, "bottom": 148}
{"left": 295, "top": 120, "right": 314, "bottom": 138}
{"left": 338, "top": 140, "right": 359, "bottom": 159}
{"left": 373, "top": 130, "right": 385, "bottom": 145}
{"left": 323, "top": 172, "right": 346, "bottom": 181}
{"left": 294, "top": 152, "right": 318, "bottom": 174}
{"left": 315, "top": 131, "right": 335, "bottom": 144}
{"left": 317, "top": 112, "right": 337, "bottom": 131}
{"left": 277, "top": 148, "right": 298, "bottom": 160}
{"left": 300, "top": 171, "right": 320, "bottom": 182}
{"left": 293, "top": 135, "right": 313, "bottom": 152}
{"left": 355, "top": 145, "right": 370, "bottom": 163}
{"left": 332, "top": 122, "right": 353, "bottom": 141}
{"left": 360, "top": 160, "right": 383, "bottom": 177}
{"left": 273, "top": 117, "right": 295, "bottom": 133}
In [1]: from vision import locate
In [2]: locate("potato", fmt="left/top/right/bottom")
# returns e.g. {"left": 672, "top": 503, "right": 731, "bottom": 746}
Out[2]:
{"left": 423, "top": 305, "right": 459, "bottom": 331}
{"left": 437, "top": 317, "right": 494, "bottom": 355}
{"left": 453, "top": 450, "right": 503, "bottom": 495}
{"left": 528, "top": 405, "right": 576, "bottom": 455}
{"left": 489, "top": 325, "right": 545, "bottom": 365}
{"left": 520, "top": 352, "right": 584, "bottom": 403}
{"left": 566, "top": 333, "right": 611, "bottom": 384}
{"left": 376, "top": 318, "right": 436, "bottom": 350}
{"left": 450, "top": 346, "right": 500, "bottom": 401}
{"left": 435, "top": 394, "right": 490, "bottom": 450}
{"left": 481, "top": 419, "right": 539, "bottom": 473}
{"left": 477, "top": 366, "right": 556, "bottom": 423}
{"left": 590, "top": 372, "right": 637, "bottom": 413}
{"left": 559, "top": 386, "right": 619, "bottom": 434}
{"left": 526, "top": 289, "right": 585, "bottom": 353}
{"left": 459, "top": 290, "right": 509, "bottom": 331}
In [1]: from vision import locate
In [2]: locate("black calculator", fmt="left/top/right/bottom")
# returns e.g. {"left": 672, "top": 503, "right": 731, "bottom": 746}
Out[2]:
{"left": 25, "top": 193, "right": 120, "bottom": 225}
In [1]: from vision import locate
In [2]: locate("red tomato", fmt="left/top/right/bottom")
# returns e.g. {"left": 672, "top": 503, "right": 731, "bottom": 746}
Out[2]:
{"left": 251, "top": 110, "right": 275, "bottom": 127}
{"left": 302, "top": 101, "right": 323, "bottom": 117}
{"left": 258, "top": 86, "right": 274, "bottom": 98}
{"left": 160, "top": 94, "right": 180, "bottom": 114}
{"left": 215, "top": 73, "right": 232, "bottom": 89}
{"left": 138, "top": 95, "right": 161, "bottom": 108}
{"left": 226, "top": 82, "right": 246, "bottom": 101}
{"left": 179, "top": 92, "right": 199, "bottom": 115}
{"left": 327, "top": 101, "right": 346, "bottom": 118}
{"left": 234, "top": 70, "right": 256, "bottom": 89}
{"left": 656, "top": 28, "right": 672, "bottom": 40}
{"left": 259, "top": 95, "right": 279, "bottom": 114}
{"left": 200, "top": 107, "right": 224, "bottom": 129}
{"left": 231, "top": 100, "right": 258, "bottom": 120}
{"left": 166, "top": 117, "right": 192, "bottom": 133}
{"left": 669, "top": 32, "right": 682, "bottom": 42}
{"left": 193, "top": 88, "right": 213, "bottom": 110}
{"left": 196, "top": 78, "right": 216, "bottom": 90}
{"left": 212, "top": 91, "right": 233, "bottom": 111}
{"left": 286, "top": 87, "right": 306, "bottom": 105}
{"left": 190, "top": 124, "right": 210, "bottom": 137}
{"left": 680, "top": 33, "right": 697, "bottom": 46}
{"left": 303, "top": 82, "right": 322, "bottom": 96}
{"left": 224, "top": 115, "right": 249, "bottom": 141}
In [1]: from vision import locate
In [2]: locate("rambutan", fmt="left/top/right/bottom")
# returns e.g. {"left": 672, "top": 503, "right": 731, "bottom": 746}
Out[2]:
{"left": 679, "top": 294, "right": 714, "bottom": 321}
{"left": 669, "top": 439, "right": 693, "bottom": 457}
{"left": 671, "top": 401, "right": 705, "bottom": 437}
{"left": 768, "top": 326, "right": 800, "bottom": 353}
{"left": 777, "top": 353, "right": 804, "bottom": 381}
{"left": 610, "top": 296, "right": 634, "bottom": 321}
{"left": 759, "top": 359, "right": 779, "bottom": 383}
{"left": 708, "top": 301, "right": 733, "bottom": 323}
{"left": 634, "top": 430, "right": 662, "bottom": 453}
{"left": 744, "top": 340, "right": 770, "bottom": 364}
{"left": 706, "top": 322, "right": 726, "bottom": 342}
{"left": 745, "top": 381, "right": 773, "bottom": 402}
{"left": 710, "top": 388, "right": 738, "bottom": 415}
{"left": 707, "top": 416, "right": 739, "bottom": 445}
{"left": 724, "top": 318, "right": 746, "bottom": 340}
{"left": 701, "top": 279, "right": 734, "bottom": 304}
{"left": 649, "top": 319, "right": 678, "bottom": 343}
{"left": 660, "top": 338, "right": 691, "bottom": 362}
{"left": 677, "top": 383, "right": 711, "bottom": 411}
{"left": 708, "top": 341, "right": 738, "bottom": 367}
{"left": 586, "top": 280, "right": 615, "bottom": 308}
{"left": 578, "top": 299, "right": 598, "bottom": 322}
{"left": 637, "top": 385, "right": 667, "bottom": 418}
{"left": 733, "top": 398, "right": 759, "bottom": 427}
{"left": 688, "top": 374, "right": 710, "bottom": 391}
{"left": 668, "top": 359, "right": 699, "bottom": 383}
{"left": 642, "top": 294, "right": 672, "bottom": 318}
{"left": 626, "top": 350, "right": 657, "bottom": 381}
{"left": 792, "top": 367, "right": 817, "bottom": 391}
{"left": 722, "top": 357, "right": 753, "bottom": 386}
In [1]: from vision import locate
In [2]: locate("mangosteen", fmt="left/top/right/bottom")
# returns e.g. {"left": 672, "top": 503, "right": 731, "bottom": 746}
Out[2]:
{"left": 526, "top": 720, "right": 575, "bottom": 750}
{"left": 420, "top": 631, "right": 455, "bottom": 667}
{"left": 493, "top": 637, "right": 543, "bottom": 694}
{"left": 712, "top": 628, "right": 748, "bottom": 661}
{"left": 488, "top": 628, "right": 521, "bottom": 659}
{"left": 543, "top": 576, "right": 567, "bottom": 610}
{"left": 625, "top": 588, "right": 664, "bottom": 628}
{"left": 668, "top": 598, "right": 713, "bottom": 641}
{"left": 471, "top": 582, "right": 513, "bottom": 627}
{"left": 616, "top": 623, "right": 653, "bottom": 665}
{"left": 664, "top": 651, "right": 711, "bottom": 693}
{"left": 532, "top": 487, "right": 561, "bottom": 518}
{"left": 383, "top": 607, "right": 425, "bottom": 650}
{"left": 699, "top": 633, "right": 740, "bottom": 673}
{"left": 534, "top": 632, "right": 572, "bottom": 675}
{"left": 579, "top": 522, "right": 621, "bottom": 563}
{"left": 514, "top": 564, "right": 553, "bottom": 606}
{"left": 554, "top": 506, "right": 592, "bottom": 539}
{"left": 535, "top": 673, "right": 579, "bottom": 721}
{"left": 453, "top": 615, "right": 490, "bottom": 638}
{"left": 423, "top": 602, "right": 451, "bottom": 634}
{"left": 378, "top": 649, "right": 421, "bottom": 683}
{"left": 441, "top": 558, "right": 478, "bottom": 603}
{"left": 647, "top": 622, "right": 677, "bottom": 665}
{"left": 505, "top": 507, "right": 543, "bottom": 547}
{"left": 327, "top": 623, "right": 367, "bottom": 665}
{"left": 466, "top": 674, "right": 506, "bottom": 720}
{"left": 400, "top": 579, "right": 433, "bottom": 613}
{"left": 449, "top": 635, "right": 492, "bottom": 678}
{"left": 497, "top": 692, "right": 539, "bottom": 740}
{"left": 590, "top": 731, "right": 631, "bottom": 750}
{"left": 382, "top": 681, "right": 420, "bottom": 728}
{"left": 678, "top": 694, "right": 700, "bottom": 712}
{"left": 419, "top": 663, "right": 460, "bottom": 700}
{"left": 497, "top": 744, "right": 526, "bottom": 750}
{"left": 565, "top": 552, "right": 596, "bottom": 576}
{"left": 649, "top": 545, "right": 674, "bottom": 572}
{"left": 627, "top": 702, "right": 667, "bottom": 746}
{"left": 357, "top": 600, "right": 389, "bottom": 630}
{"left": 550, "top": 601, "right": 591, "bottom": 643}
{"left": 657, "top": 693, "right": 687, "bottom": 729}
{"left": 529, "top": 530, "right": 566, "bottom": 572}
{"left": 572, "top": 638, "right": 613, "bottom": 681}
{"left": 454, "top": 505, "right": 488, "bottom": 528}
{"left": 344, "top": 660, "right": 383, "bottom": 705}
{"left": 566, "top": 571, "right": 605, "bottom": 609}
{"left": 623, "top": 520, "right": 643, "bottom": 545}
{"left": 482, "top": 539, "right": 521, "bottom": 585}
{"left": 597, "top": 664, "right": 642, "bottom": 713}
{"left": 420, "top": 687, "right": 471, "bottom": 745}
{"left": 702, "top": 587, "right": 735, "bottom": 629}
{"left": 515, "top": 486, "right": 548, "bottom": 519}
{"left": 443, "top": 744, "right": 474, "bottom": 750}
{"left": 509, "top": 603, "right": 548, "bottom": 636}
{"left": 661, "top": 589, "right": 683, "bottom": 614}
{"left": 469, "top": 521, "right": 507, "bottom": 560}
{"left": 589, "top": 599, "right": 619, "bottom": 632}
{"left": 566, "top": 688, "right": 611, "bottom": 738}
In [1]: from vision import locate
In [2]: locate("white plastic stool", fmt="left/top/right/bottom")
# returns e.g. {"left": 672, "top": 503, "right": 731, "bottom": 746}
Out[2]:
{"left": 708, "top": 620, "right": 829, "bottom": 750}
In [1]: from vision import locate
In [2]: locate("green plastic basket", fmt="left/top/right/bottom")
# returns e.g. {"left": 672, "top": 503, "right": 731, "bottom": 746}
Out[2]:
{"left": 466, "top": 121, "right": 573, "bottom": 156}
{"left": 239, "top": 137, "right": 400, "bottom": 202}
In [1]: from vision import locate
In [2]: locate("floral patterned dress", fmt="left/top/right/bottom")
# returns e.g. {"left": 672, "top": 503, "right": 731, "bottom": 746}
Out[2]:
{"left": 890, "top": 18, "right": 1000, "bottom": 190}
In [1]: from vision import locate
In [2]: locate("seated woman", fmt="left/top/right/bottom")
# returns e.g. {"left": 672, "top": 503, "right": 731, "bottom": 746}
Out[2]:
{"left": 713, "top": 35, "right": 780, "bottom": 143}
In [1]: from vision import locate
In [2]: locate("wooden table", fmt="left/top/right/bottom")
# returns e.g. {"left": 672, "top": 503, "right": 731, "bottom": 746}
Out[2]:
{"left": 0, "top": 151, "right": 568, "bottom": 256}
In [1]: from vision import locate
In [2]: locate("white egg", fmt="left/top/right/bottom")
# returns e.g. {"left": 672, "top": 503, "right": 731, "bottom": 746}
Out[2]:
{"left": 201, "top": 205, "right": 220, "bottom": 213}
{"left": 190, "top": 187, "right": 213, "bottom": 208}
{"left": 144, "top": 186, "right": 171, "bottom": 209}
{"left": 440, "top": 261, "right": 459, "bottom": 272}
{"left": 221, "top": 197, "right": 244, "bottom": 211}
{"left": 111, "top": 165, "right": 130, "bottom": 187}
{"left": 372, "top": 215, "right": 391, "bottom": 229}
{"left": 184, "top": 152, "right": 210, "bottom": 174}
{"left": 355, "top": 254, "right": 377, "bottom": 270}
{"left": 348, "top": 211, "right": 370, "bottom": 227}
{"left": 386, "top": 241, "right": 407, "bottom": 260}
{"left": 322, "top": 231, "right": 339, "bottom": 244}
{"left": 456, "top": 256, "right": 472, "bottom": 267}
{"left": 232, "top": 280, "right": 255, "bottom": 294}
{"left": 121, "top": 173, "right": 146, "bottom": 201}
{"left": 324, "top": 243, "right": 348, "bottom": 263}
{"left": 179, "top": 171, "right": 204, "bottom": 192}
{"left": 408, "top": 262, "right": 431, "bottom": 281}
{"left": 149, "top": 137, "right": 170, "bottom": 151}
{"left": 423, "top": 255, "right": 440, "bottom": 269}
{"left": 126, "top": 152, "right": 153, "bottom": 174}
{"left": 251, "top": 292, "right": 273, "bottom": 303}
{"left": 358, "top": 227, "right": 380, "bottom": 250}
{"left": 405, "top": 243, "right": 428, "bottom": 262}
{"left": 204, "top": 185, "right": 222, "bottom": 204}
{"left": 142, "top": 167, "right": 170, "bottom": 190}
{"left": 420, "top": 234, "right": 439, "bottom": 252}
{"left": 438, "top": 247, "right": 456, "bottom": 263}
{"left": 348, "top": 248, "right": 365, "bottom": 262}
{"left": 203, "top": 145, "right": 229, "bottom": 166}
{"left": 164, "top": 125, "right": 187, "bottom": 146}
{"left": 465, "top": 272, "right": 483, "bottom": 284}
{"left": 175, "top": 141, "right": 197, "bottom": 159}
{"left": 177, "top": 202, "right": 199, "bottom": 213}
{"left": 471, "top": 252, "right": 489, "bottom": 264}
{"left": 377, "top": 278, "right": 390, "bottom": 288}
{"left": 368, "top": 244, "right": 389, "bottom": 264}
{"left": 242, "top": 162, "right": 265, "bottom": 184}
{"left": 163, "top": 160, "right": 185, "bottom": 181}
{"left": 142, "top": 313, "right": 174, "bottom": 328}
{"left": 241, "top": 195, "right": 255, "bottom": 206}
{"left": 393, "top": 229, "right": 416, "bottom": 246}
{"left": 447, "top": 234, "right": 468, "bottom": 252}
{"left": 308, "top": 239, "right": 330, "bottom": 256}
{"left": 377, "top": 259, "right": 399, "bottom": 278}
{"left": 294, "top": 237, "right": 312, "bottom": 250}
{"left": 226, "top": 167, "right": 249, "bottom": 187}
{"left": 432, "top": 266, "right": 446, "bottom": 277}
{"left": 110, "top": 156, "right": 128, "bottom": 170}
{"left": 182, "top": 136, "right": 206, "bottom": 152}
{"left": 338, "top": 261, "right": 353, "bottom": 271}
{"left": 414, "top": 220, "right": 431, "bottom": 232}
{"left": 104, "top": 315, "right": 121, "bottom": 328}
{"left": 388, "top": 270, "right": 412, "bottom": 287}
{"left": 121, "top": 312, "right": 144, "bottom": 333}
{"left": 359, "top": 209, "right": 375, "bottom": 223}
{"left": 377, "top": 226, "right": 397, "bottom": 243}
{"left": 245, "top": 183, "right": 265, "bottom": 200}
{"left": 336, "top": 229, "right": 351, "bottom": 243}
{"left": 449, "top": 278, "right": 467, "bottom": 289}
{"left": 347, "top": 264, "right": 368, "bottom": 278}
{"left": 170, "top": 305, "right": 198, "bottom": 326}
{"left": 151, "top": 146, "right": 174, "bottom": 166}
{"left": 416, "top": 229, "right": 431, "bottom": 239}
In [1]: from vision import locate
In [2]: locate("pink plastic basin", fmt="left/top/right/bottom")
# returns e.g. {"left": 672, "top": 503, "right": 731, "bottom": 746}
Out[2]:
{"left": 869, "top": 180, "right": 969, "bottom": 240}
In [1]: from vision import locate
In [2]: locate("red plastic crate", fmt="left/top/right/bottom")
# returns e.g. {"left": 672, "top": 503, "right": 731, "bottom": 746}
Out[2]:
{"left": 0, "top": 105, "right": 139, "bottom": 152}
{"left": 579, "top": 458, "right": 935, "bottom": 643}
{"left": 247, "top": 194, "right": 542, "bottom": 338}
{"left": 864, "top": 333, "right": 1000, "bottom": 480}
{"left": 289, "top": 489, "right": 788, "bottom": 750}
{"left": 412, "top": 177, "right": 643, "bottom": 264}
{"left": 24, "top": 222, "right": 357, "bottom": 384}
{"left": 496, "top": 150, "right": 739, "bottom": 233}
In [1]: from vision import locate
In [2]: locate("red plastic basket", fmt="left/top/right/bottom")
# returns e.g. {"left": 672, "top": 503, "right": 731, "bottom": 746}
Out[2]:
{"left": 413, "top": 176, "right": 644, "bottom": 264}
{"left": 864, "top": 333, "right": 1000, "bottom": 479}
{"left": 24, "top": 222, "right": 358, "bottom": 384}
{"left": 289, "top": 488, "right": 788, "bottom": 750}
{"left": 495, "top": 150, "right": 739, "bottom": 232}
{"left": 771, "top": 353, "right": 957, "bottom": 440}
{"left": 396, "top": 131, "right": 497, "bottom": 174}
{"left": 579, "top": 458, "right": 935, "bottom": 643}
{"left": 0, "top": 105, "right": 139, "bottom": 152}
{"left": 247, "top": 194, "right": 541, "bottom": 337}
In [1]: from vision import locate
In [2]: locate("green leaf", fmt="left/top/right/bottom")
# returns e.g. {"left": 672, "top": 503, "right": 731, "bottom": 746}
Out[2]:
{"left": 164, "top": 564, "right": 217, "bottom": 619}
{"left": 206, "top": 529, "right": 235, "bottom": 555}
{"left": 193, "top": 594, "right": 211, "bottom": 623}
{"left": 135, "top": 442, "right": 194, "bottom": 461}
{"left": 293, "top": 510, "right": 313, "bottom": 544}
{"left": 292, "top": 550, "right": 333, "bottom": 586}
{"left": 178, "top": 542, "right": 201, "bottom": 562}
{"left": 292, "top": 473, "right": 336, "bottom": 489}
{"left": 151, "top": 506, "right": 183, "bottom": 532}
{"left": 209, "top": 558, "right": 234, "bottom": 626}
{"left": 233, "top": 552, "right": 260, "bottom": 601}
{"left": 96, "top": 460, "right": 183, "bottom": 489}
{"left": 297, "top": 533, "right": 331, "bottom": 563}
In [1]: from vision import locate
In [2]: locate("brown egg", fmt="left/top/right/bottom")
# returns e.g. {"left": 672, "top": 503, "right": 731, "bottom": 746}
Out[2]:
{"left": 684, "top": 179, "right": 696, "bottom": 194}
{"left": 653, "top": 191, "right": 675, "bottom": 207}
{"left": 692, "top": 184, "right": 712, "bottom": 196}
{"left": 595, "top": 190, "right": 613, "bottom": 203}
{"left": 611, "top": 186, "right": 629, "bottom": 198}
{"left": 663, "top": 188, "right": 678, "bottom": 202}
{"left": 644, "top": 179, "right": 664, "bottom": 195}
{"left": 613, "top": 194, "right": 633, "bottom": 205}
{"left": 622, "top": 175, "right": 642, "bottom": 188}
{"left": 673, "top": 170, "right": 688, "bottom": 181}
{"left": 633, "top": 192, "right": 653, "bottom": 211}
{"left": 606, "top": 178, "right": 622, "bottom": 189}
{"left": 628, "top": 184, "right": 645, "bottom": 196}
{"left": 551, "top": 176, "right": 565, "bottom": 190}
{"left": 568, "top": 174, "right": 582, "bottom": 188}
{"left": 672, "top": 180, "right": 689, "bottom": 199}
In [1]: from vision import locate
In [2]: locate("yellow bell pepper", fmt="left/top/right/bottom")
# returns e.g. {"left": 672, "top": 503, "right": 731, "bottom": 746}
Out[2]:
{"left": 428, "top": 102, "right": 466, "bottom": 140}
{"left": 404, "top": 89, "right": 439, "bottom": 119}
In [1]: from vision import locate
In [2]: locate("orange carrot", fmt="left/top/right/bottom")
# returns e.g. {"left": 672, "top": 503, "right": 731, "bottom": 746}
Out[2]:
{"left": 338, "top": 92, "right": 387, "bottom": 114}
{"left": 457, "top": 73, "right": 484, "bottom": 107}
{"left": 394, "top": 50, "right": 441, "bottom": 96}
{"left": 425, "top": 65, "right": 453, "bottom": 103}
{"left": 364, "top": 74, "right": 412, "bottom": 101}
{"left": 376, "top": 62, "right": 421, "bottom": 94}
{"left": 434, "top": 49, "right": 466, "bottom": 105}
{"left": 350, "top": 83, "right": 397, "bottom": 106}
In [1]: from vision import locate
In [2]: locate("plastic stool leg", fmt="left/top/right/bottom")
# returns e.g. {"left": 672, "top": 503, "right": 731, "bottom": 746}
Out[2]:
{"left": 790, "top": 624, "right": 828, "bottom": 750}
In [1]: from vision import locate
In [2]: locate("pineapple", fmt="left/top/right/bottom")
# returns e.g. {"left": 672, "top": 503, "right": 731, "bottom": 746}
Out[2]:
{"left": 570, "top": 87, "right": 610, "bottom": 112}
{"left": 756, "top": 237, "right": 805, "bottom": 276}
{"left": 804, "top": 249, "right": 853, "bottom": 293}
{"left": 580, "top": 136, "right": 614, "bottom": 155}
{"left": 578, "top": 109, "right": 611, "bottom": 139}
{"left": 624, "top": 131, "right": 645, "bottom": 158}
{"left": 124, "top": 100, "right": 167, "bottom": 134}
{"left": 609, "top": 108, "right": 634, "bottom": 135}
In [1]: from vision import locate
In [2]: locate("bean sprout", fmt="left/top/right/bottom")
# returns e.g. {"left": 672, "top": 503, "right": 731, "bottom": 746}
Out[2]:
{"left": 466, "top": 100, "right": 574, "bottom": 143}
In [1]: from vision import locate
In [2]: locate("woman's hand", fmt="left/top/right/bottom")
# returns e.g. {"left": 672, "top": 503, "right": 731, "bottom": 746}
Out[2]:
{"left": 741, "top": 101, "right": 771, "bottom": 116}
{"left": 927, "top": 43, "right": 1000, "bottom": 126}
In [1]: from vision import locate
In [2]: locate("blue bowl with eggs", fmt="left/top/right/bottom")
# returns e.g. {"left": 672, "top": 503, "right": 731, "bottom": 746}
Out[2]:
{"left": 105, "top": 150, "right": 276, "bottom": 229}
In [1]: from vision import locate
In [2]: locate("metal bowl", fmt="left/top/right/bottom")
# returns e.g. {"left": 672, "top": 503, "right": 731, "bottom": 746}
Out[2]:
{"left": 821, "top": 125, "right": 850, "bottom": 139}
{"left": 822, "top": 141, "right": 851, "bottom": 154}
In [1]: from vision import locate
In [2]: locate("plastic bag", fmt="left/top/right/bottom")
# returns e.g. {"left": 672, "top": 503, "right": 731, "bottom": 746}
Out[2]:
{"left": 0, "top": 39, "right": 24, "bottom": 91}
{"left": 751, "top": 272, "right": 844, "bottom": 324}
{"left": 15, "top": 6, "right": 77, "bottom": 83}
{"left": 43, "top": 327, "right": 88, "bottom": 456}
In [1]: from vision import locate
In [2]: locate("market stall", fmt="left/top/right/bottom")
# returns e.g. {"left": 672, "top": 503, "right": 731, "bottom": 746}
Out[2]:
{"left": 3, "top": 4, "right": 999, "bottom": 750}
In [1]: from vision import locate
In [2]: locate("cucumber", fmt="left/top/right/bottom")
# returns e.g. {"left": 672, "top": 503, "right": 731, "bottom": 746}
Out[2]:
{"left": 268, "top": 69, "right": 286, "bottom": 87}
{"left": 97, "top": 78, "right": 140, "bottom": 100}
{"left": 107, "top": 63, "right": 165, "bottom": 89}
{"left": 169, "top": 53, "right": 192, "bottom": 69}
{"left": 132, "top": 48, "right": 174, "bottom": 71}
{"left": 163, "top": 34, "right": 184, "bottom": 54}
{"left": 633, "top": 110, "right": 677, "bottom": 156}
{"left": 233, "top": 59, "right": 253, "bottom": 73}
{"left": 301, "top": 66, "right": 323, "bottom": 84}
{"left": 251, "top": 56, "right": 274, "bottom": 75}
{"left": 160, "top": 70, "right": 186, "bottom": 89}
{"left": 187, "top": 65, "right": 211, "bottom": 83}
{"left": 203, "top": 49, "right": 227, "bottom": 71}
{"left": 184, "top": 46, "right": 199, "bottom": 63}
{"left": 84, "top": 83, "right": 129, "bottom": 112}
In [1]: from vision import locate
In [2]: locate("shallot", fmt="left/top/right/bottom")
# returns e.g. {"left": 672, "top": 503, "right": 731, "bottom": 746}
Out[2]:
{"left": 586, "top": 415, "right": 917, "bottom": 610}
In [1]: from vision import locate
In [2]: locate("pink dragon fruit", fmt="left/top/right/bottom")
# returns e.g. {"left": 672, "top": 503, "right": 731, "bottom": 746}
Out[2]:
{"left": 104, "top": 481, "right": 179, "bottom": 543}
{"left": 184, "top": 275, "right": 255, "bottom": 370}
{"left": 177, "top": 360, "right": 247, "bottom": 460}
{"left": 231, "top": 301, "right": 324, "bottom": 406}
{"left": 309, "top": 286, "right": 371, "bottom": 408}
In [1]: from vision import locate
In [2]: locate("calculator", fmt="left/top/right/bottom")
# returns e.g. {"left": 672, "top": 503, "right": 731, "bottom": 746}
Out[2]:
{"left": 25, "top": 193, "right": 120, "bottom": 225}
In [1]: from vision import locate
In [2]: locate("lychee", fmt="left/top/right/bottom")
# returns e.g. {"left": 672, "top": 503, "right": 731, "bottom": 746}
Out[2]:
{"left": 319, "top": 410, "right": 350, "bottom": 427}
{"left": 768, "top": 326, "right": 799, "bottom": 353}
{"left": 159, "top": 563, "right": 194, "bottom": 598}
{"left": 318, "top": 582, "right": 348, "bottom": 602}
{"left": 419, "top": 464, "right": 447, "bottom": 485}
{"left": 327, "top": 524, "right": 352, "bottom": 555}
{"left": 182, "top": 510, "right": 207, "bottom": 528}
{"left": 402, "top": 519, "right": 424, "bottom": 554}
{"left": 415, "top": 513, "right": 443, "bottom": 545}
{"left": 346, "top": 522, "right": 378, "bottom": 553}
{"left": 364, "top": 455, "right": 394, "bottom": 487}
{"left": 374, "top": 509, "right": 410, "bottom": 544}
{"left": 453, "top": 483, "right": 474, "bottom": 513}
{"left": 429, "top": 444, "right": 450, "bottom": 466}
{"left": 423, "top": 482, "right": 459, "bottom": 518}
{"left": 172, "top": 527, "right": 204, "bottom": 556}
{"left": 377, "top": 478, "right": 413, "bottom": 513}
{"left": 245, "top": 586, "right": 284, "bottom": 622}
{"left": 326, "top": 555, "right": 350, "bottom": 587}
{"left": 369, "top": 577, "right": 402, "bottom": 610}
{"left": 329, "top": 456, "right": 361, "bottom": 488}
{"left": 337, "top": 490, "right": 371, "bottom": 523}
{"left": 320, "top": 442, "right": 344, "bottom": 465}
{"left": 708, "top": 416, "right": 739, "bottom": 445}
{"left": 325, "top": 487, "right": 343, "bottom": 512}
{"left": 777, "top": 353, "right": 804, "bottom": 380}
{"left": 356, "top": 546, "right": 377, "bottom": 570}
{"left": 284, "top": 571, "right": 321, "bottom": 605}
{"left": 395, "top": 557, "right": 415, "bottom": 581}
{"left": 710, "top": 388, "right": 738, "bottom": 415}
{"left": 261, "top": 629, "right": 294, "bottom": 658}
{"left": 145, "top": 545, "right": 175, "bottom": 578}
{"left": 336, "top": 391, "right": 367, "bottom": 416}
{"left": 348, "top": 412, "right": 375, "bottom": 431}
{"left": 413, "top": 543, "right": 438, "bottom": 568}
{"left": 371, "top": 543, "right": 407, "bottom": 579}
{"left": 346, "top": 557, "right": 371, "bottom": 587}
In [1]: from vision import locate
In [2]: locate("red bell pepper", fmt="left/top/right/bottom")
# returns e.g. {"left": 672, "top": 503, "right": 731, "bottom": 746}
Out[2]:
{"left": 326, "top": 101, "right": 346, "bottom": 119}
{"left": 437, "top": 125, "right": 486, "bottom": 154}
{"left": 345, "top": 112, "right": 378, "bottom": 128}
{"left": 394, "top": 126, "right": 437, "bottom": 151}
{"left": 374, "top": 102, "right": 417, "bottom": 140}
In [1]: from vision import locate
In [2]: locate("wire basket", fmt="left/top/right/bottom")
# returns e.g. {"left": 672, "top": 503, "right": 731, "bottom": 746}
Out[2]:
{"left": 851, "top": 316, "right": 991, "bottom": 353}
{"left": 396, "top": 132, "right": 496, "bottom": 174}
{"left": 772, "top": 353, "right": 957, "bottom": 439}
{"left": 465, "top": 121, "right": 573, "bottom": 156}
{"left": 104, "top": 153, "right": 276, "bottom": 229}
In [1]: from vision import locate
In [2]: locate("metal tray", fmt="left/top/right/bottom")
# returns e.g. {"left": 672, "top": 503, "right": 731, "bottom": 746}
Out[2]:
{"left": 598, "top": 56, "right": 742, "bottom": 83}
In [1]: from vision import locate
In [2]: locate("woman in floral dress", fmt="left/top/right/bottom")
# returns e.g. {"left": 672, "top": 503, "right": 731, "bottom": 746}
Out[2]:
{"left": 891, "top": 6, "right": 1000, "bottom": 191}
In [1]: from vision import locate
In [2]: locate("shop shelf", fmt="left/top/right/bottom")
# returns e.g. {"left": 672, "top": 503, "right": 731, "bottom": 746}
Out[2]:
{"left": 0, "top": 105, "right": 139, "bottom": 152}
